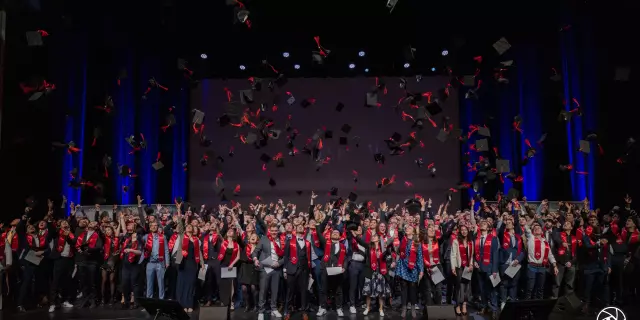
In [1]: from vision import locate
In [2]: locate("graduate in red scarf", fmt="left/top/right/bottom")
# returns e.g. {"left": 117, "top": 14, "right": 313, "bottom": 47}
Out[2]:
{"left": 99, "top": 225, "right": 120, "bottom": 305}
{"left": 523, "top": 222, "right": 559, "bottom": 301}
{"left": 305, "top": 204, "right": 331, "bottom": 298}
{"left": 396, "top": 225, "right": 423, "bottom": 318}
{"left": 497, "top": 215, "right": 525, "bottom": 305}
{"left": 551, "top": 219, "right": 578, "bottom": 299}
{"left": 252, "top": 224, "right": 285, "bottom": 320}
{"left": 239, "top": 232, "right": 260, "bottom": 312}
{"left": 142, "top": 221, "right": 170, "bottom": 300}
{"left": 473, "top": 219, "right": 499, "bottom": 319}
{"left": 16, "top": 216, "right": 51, "bottom": 312}
{"left": 283, "top": 223, "right": 312, "bottom": 320}
{"left": 316, "top": 228, "right": 350, "bottom": 317}
{"left": 200, "top": 220, "right": 222, "bottom": 306}
{"left": 350, "top": 228, "right": 392, "bottom": 317}
{"left": 218, "top": 227, "right": 241, "bottom": 310}
{"left": 420, "top": 224, "right": 446, "bottom": 307}
{"left": 75, "top": 221, "right": 103, "bottom": 308}
{"left": 581, "top": 225, "right": 611, "bottom": 314}
{"left": 175, "top": 223, "right": 205, "bottom": 313}
{"left": 451, "top": 224, "right": 473, "bottom": 316}
{"left": 120, "top": 232, "right": 142, "bottom": 309}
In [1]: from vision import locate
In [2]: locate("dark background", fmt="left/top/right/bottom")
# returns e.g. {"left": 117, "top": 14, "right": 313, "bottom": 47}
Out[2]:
{"left": 189, "top": 77, "right": 461, "bottom": 207}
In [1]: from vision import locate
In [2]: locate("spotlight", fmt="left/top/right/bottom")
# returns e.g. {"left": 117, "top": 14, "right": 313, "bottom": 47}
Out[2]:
{"left": 349, "top": 63, "right": 355, "bottom": 69}
{"left": 364, "top": 68, "right": 369, "bottom": 73}
{"left": 239, "top": 65, "right": 246, "bottom": 70}
{"left": 283, "top": 52, "right": 290, "bottom": 58}
{"left": 294, "top": 64, "right": 300, "bottom": 70}
{"left": 358, "top": 51, "right": 365, "bottom": 57}
{"left": 403, "top": 63, "right": 410, "bottom": 68}
{"left": 200, "top": 53, "right": 208, "bottom": 59}
{"left": 431, "top": 67, "right": 436, "bottom": 72}
{"left": 441, "top": 49, "right": 449, "bottom": 56}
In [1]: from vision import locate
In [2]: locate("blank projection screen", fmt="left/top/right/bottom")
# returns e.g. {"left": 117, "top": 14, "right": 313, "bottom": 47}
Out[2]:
{"left": 190, "top": 77, "right": 460, "bottom": 207}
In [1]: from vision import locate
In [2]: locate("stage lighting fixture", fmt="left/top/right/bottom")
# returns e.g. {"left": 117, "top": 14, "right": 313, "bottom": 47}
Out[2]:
{"left": 431, "top": 67, "right": 436, "bottom": 72}
{"left": 283, "top": 52, "right": 290, "bottom": 58}
{"left": 441, "top": 49, "right": 449, "bottom": 56}
{"left": 358, "top": 51, "right": 365, "bottom": 57}
{"left": 294, "top": 64, "right": 300, "bottom": 70}
{"left": 239, "top": 65, "right": 246, "bottom": 70}
{"left": 403, "top": 63, "right": 410, "bottom": 68}
{"left": 349, "top": 63, "right": 355, "bottom": 69}
{"left": 200, "top": 53, "right": 207, "bottom": 59}
{"left": 364, "top": 68, "right": 369, "bottom": 73}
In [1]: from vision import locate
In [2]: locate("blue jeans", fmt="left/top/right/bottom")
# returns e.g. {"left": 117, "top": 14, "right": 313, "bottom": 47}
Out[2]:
{"left": 146, "top": 262, "right": 166, "bottom": 299}
{"left": 525, "top": 266, "right": 546, "bottom": 300}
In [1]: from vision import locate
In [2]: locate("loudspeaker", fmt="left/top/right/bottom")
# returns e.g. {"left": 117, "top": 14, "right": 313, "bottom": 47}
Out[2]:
{"left": 500, "top": 299, "right": 557, "bottom": 320}
{"left": 553, "top": 292, "right": 582, "bottom": 315}
{"left": 424, "top": 305, "right": 457, "bottom": 319}
{"left": 198, "top": 307, "right": 229, "bottom": 320}
{"left": 138, "top": 297, "right": 190, "bottom": 320}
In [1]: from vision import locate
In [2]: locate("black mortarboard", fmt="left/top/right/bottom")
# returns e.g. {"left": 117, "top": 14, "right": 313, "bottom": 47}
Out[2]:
{"left": 276, "top": 158, "right": 284, "bottom": 167}
{"left": 579, "top": 140, "right": 591, "bottom": 154}
{"left": 239, "top": 90, "right": 253, "bottom": 105}
{"left": 296, "top": 190, "right": 303, "bottom": 195}
{"left": 493, "top": 37, "right": 511, "bottom": 55}
{"left": 365, "top": 92, "right": 378, "bottom": 107}
{"left": 348, "top": 192, "right": 358, "bottom": 202}
{"left": 260, "top": 153, "right": 271, "bottom": 163}
{"left": 477, "top": 127, "right": 491, "bottom": 137}
{"left": 425, "top": 102, "right": 443, "bottom": 117}
{"left": 341, "top": 124, "right": 352, "bottom": 134}
{"left": 506, "top": 187, "right": 520, "bottom": 200}
{"left": 330, "top": 187, "right": 338, "bottom": 196}
{"left": 177, "top": 58, "right": 187, "bottom": 70}
{"left": 192, "top": 109, "right": 205, "bottom": 124}
{"left": 558, "top": 110, "right": 573, "bottom": 121}
{"left": 615, "top": 67, "right": 631, "bottom": 81}
{"left": 324, "top": 130, "right": 333, "bottom": 139}
{"left": 268, "top": 177, "right": 276, "bottom": 187}
{"left": 374, "top": 153, "right": 385, "bottom": 164}
{"left": 301, "top": 99, "right": 313, "bottom": 108}
{"left": 339, "top": 137, "right": 348, "bottom": 145}
{"left": 475, "top": 139, "right": 489, "bottom": 152}
{"left": 496, "top": 159, "right": 510, "bottom": 173}
{"left": 391, "top": 132, "right": 402, "bottom": 142}
{"left": 336, "top": 102, "right": 345, "bottom": 112}
{"left": 218, "top": 114, "right": 230, "bottom": 127}
{"left": 152, "top": 161, "right": 164, "bottom": 170}
{"left": 119, "top": 164, "right": 130, "bottom": 176}
{"left": 103, "top": 155, "right": 112, "bottom": 167}
{"left": 436, "top": 129, "right": 448, "bottom": 143}
{"left": 26, "top": 31, "right": 44, "bottom": 46}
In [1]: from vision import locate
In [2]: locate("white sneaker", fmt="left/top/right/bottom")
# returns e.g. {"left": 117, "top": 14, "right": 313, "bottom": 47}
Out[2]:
{"left": 316, "top": 307, "right": 327, "bottom": 316}
{"left": 271, "top": 310, "right": 282, "bottom": 318}
{"left": 258, "top": 314, "right": 264, "bottom": 320}
{"left": 350, "top": 306, "right": 357, "bottom": 314}
{"left": 363, "top": 308, "right": 370, "bottom": 315}
{"left": 62, "top": 301, "right": 74, "bottom": 308}
{"left": 379, "top": 309, "right": 385, "bottom": 317}
{"left": 48, "top": 305, "right": 56, "bottom": 313}
{"left": 337, "top": 308, "right": 344, "bottom": 317}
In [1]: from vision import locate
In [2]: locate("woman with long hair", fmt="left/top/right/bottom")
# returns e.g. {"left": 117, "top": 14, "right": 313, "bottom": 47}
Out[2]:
{"left": 396, "top": 225, "right": 423, "bottom": 318}
{"left": 120, "top": 232, "right": 142, "bottom": 309}
{"left": 450, "top": 224, "right": 473, "bottom": 316}
{"left": 352, "top": 230, "right": 392, "bottom": 316}
{"left": 239, "top": 232, "right": 260, "bottom": 311}
{"left": 218, "top": 227, "right": 241, "bottom": 310}
{"left": 100, "top": 225, "right": 119, "bottom": 305}
{"left": 171, "top": 223, "right": 205, "bottom": 313}
{"left": 420, "top": 224, "right": 445, "bottom": 306}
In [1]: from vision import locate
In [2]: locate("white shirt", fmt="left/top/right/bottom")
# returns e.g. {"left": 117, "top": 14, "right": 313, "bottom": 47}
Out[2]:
{"left": 297, "top": 237, "right": 305, "bottom": 248}
{"left": 524, "top": 226, "right": 556, "bottom": 265}
{"left": 333, "top": 242, "right": 340, "bottom": 255}
{"left": 352, "top": 243, "right": 365, "bottom": 262}
{"left": 270, "top": 243, "right": 279, "bottom": 262}
{"left": 86, "top": 230, "right": 95, "bottom": 242}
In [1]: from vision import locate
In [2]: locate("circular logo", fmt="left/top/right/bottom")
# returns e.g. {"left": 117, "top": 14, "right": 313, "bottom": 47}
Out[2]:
{"left": 597, "top": 307, "right": 626, "bottom": 320}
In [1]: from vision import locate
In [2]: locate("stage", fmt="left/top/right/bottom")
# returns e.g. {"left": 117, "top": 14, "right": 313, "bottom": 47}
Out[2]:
{"left": 1, "top": 304, "right": 610, "bottom": 320}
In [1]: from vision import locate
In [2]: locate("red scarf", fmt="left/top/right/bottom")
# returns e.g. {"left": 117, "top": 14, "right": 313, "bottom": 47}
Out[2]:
{"left": 267, "top": 232, "right": 284, "bottom": 256}
{"left": 289, "top": 237, "right": 312, "bottom": 268}
{"left": 619, "top": 229, "right": 640, "bottom": 245}
{"left": 218, "top": 239, "right": 239, "bottom": 262}
{"left": 323, "top": 241, "right": 346, "bottom": 267}
{"left": 103, "top": 236, "right": 119, "bottom": 260}
{"left": 180, "top": 234, "right": 201, "bottom": 263}
{"left": 27, "top": 230, "right": 48, "bottom": 249}
{"left": 56, "top": 230, "right": 75, "bottom": 256}
{"left": 474, "top": 233, "right": 494, "bottom": 265}
{"left": 120, "top": 238, "right": 139, "bottom": 263}
{"left": 576, "top": 227, "right": 584, "bottom": 247}
{"left": 2, "top": 230, "right": 19, "bottom": 252}
{"left": 310, "top": 229, "right": 320, "bottom": 247}
{"left": 533, "top": 237, "right": 550, "bottom": 265}
{"left": 422, "top": 241, "right": 440, "bottom": 267}
{"left": 558, "top": 232, "right": 577, "bottom": 257}
{"left": 370, "top": 245, "right": 387, "bottom": 274}
{"left": 502, "top": 231, "right": 522, "bottom": 256}
{"left": 75, "top": 230, "right": 99, "bottom": 250}
{"left": 245, "top": 243, "right": 254, "bottom": 258}
{"left": 202, "top": 232, "right": 219, "bottom": 260}
{"left": 400, "top": 237, "right": 418, "bottom": 270}
{"left": 144, "top": 233, "right": 166, "bottom": 261}
{"left": 459, "top": 240, "right": 470, "bottom": 267}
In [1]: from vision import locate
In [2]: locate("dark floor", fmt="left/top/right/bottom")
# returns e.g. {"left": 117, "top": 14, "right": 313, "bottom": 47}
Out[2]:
{"left": 1, "top": 304, "right": 616, "bottom": 320}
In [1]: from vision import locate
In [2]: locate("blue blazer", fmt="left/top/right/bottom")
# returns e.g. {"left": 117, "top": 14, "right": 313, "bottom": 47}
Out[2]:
{"left": 474, "top": 234, "right": 499, "bottom": 274}
{"left": 497, "top": 226, "right": 525, "bottom": 268}
{"left": 582, "top": 235, "right": 612, "bottom": 274}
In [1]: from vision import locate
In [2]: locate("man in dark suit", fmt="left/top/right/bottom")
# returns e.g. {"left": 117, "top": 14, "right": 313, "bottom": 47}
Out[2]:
{"left": 283, "top": 224, "right": 311, "bottom": 320}
{"left": 474, "top": 219, "right": 500, "bottom": 320}
{"left": 316, "top": 228, "right": 351, "bottom": 317}
{"left": 252, "top": 224, "right": 285, "bottom": 320}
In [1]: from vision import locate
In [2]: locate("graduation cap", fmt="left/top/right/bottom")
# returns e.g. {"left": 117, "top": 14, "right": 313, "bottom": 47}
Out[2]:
{"left": 339, "top": 137, "right": 348, "bottom": 145}
{"left": 268, "top": 177, "right": 276, "bottom": 187}
{"left": 436, "top": 129, "right": 448, "bottom": 143}
{"left": 118, "top": 164, "right": 131, "bottom": 176}
{"left": 558, "top": 110, "right": 573, "bottom": 121}
{"left": 615, "top": 67, "right": 631, "bottom": 81}
{"left": 26, "top": 31, "right": 45, "bottom": 46}
{"left": 348, "top": 192, "right": 358, "bottom": 202}
{"left": 477, "top": 127, "right": 491, "bottom": 137}
{"left": 192, "top": 109, "right": 205, "bottom": 125}
{"left": 152, "top": 161, "right": 164, "bottom": 171}
{"left": 496, "top": 159, "right": 510, "bottom": 173}
{"left": 493, "top": 37, "right": 511, "bottom": 55}
{"left": 341, "top": 124, "right": 352, "bottom": 134}
{"left": 239, "top": 90, "right": 253, "bottom": 105}
{"left": 330, "top": 187, "right": 338, "bottom": 196}
{"left": 462, "top": 75, "right": 476, "bottom": 87}
{"left": 365, "top": 91, "right": 378, "bottom": 107}
{"left": 336, "top": 102, "right": 345, "bottom": 112}
{"left": 579, "top": 140, "right": 591, "bottom": 154}
{"left": 374, "top": 153, "right": 385, "bottom": 165}
{"left": 475, "top": 139, "right": 489, "bottom": 152}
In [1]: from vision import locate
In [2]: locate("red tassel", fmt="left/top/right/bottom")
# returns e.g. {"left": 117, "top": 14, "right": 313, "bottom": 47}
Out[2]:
{"left": 524, "top": 139, "right": 531, "bottom": 148}
{"left": 313, "top": 36, "right": 328, "bottom": 56}
{"left": 91, "top": 137, "right": 97, "bottom": 147}
{"left": 404, "top": 181, "right": 413, "bottom": 188}
{"left": 223, "top": 87, "right": 232, "bottom": 102}
{"left": 37, "top": 30, "right": 50, "bottom": 37}
{"left": 473, "top": 56, "right": 483, "bottom": 63}
{"left": 156, "top": 152, "right": 161, "bottom": 162}
{"left": 234, "top": 185, "right": 241, "bottom": 194}
{"left": 598, "top": 144, "right": 604, "bottom": 155}
{"left": 262, "top": 164, "right": 266, "bottom": 171}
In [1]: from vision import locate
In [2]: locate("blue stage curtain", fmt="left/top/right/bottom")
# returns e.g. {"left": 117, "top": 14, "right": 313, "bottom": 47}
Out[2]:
{"left": 138, "top": 58, "right": 161, "bottom": 204}
{"left": 560, "top": 18, "right": 597, "bottom": 205}
{"left": 113, "top": 55, "right": 136, "bottom": 205}
{"left": 171, "top": 82, "right": 189, "bottom": 201}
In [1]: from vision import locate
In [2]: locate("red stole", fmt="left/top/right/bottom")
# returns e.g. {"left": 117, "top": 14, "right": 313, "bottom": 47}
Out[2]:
{"left": 267, "top": 233, "right": 284, "bottom": 257}
{"left": 245, "top": 244, "right": 254, "bottom": 258}
{"left": 576, "top": 227, "right": 584, "bottom": 246}
{"left": 144, "top": 233, "right": 166, "bottom": 261}
{"left": 365, "top": 229, "right": 374, "bottom": 243}
{"left": 56, "top": 230, "right": 75, "bottom": 256}
{"left": 103, "top": 236, "right": 119, "bottom": 260}
{"left": 289, "top": 237, "right": 312, "bottom": 268}
{"left": 309, "top": 229, "right": 320, "bottom": 247}
{"left": 180, "top": 234, "right": 201, "bottom": 263}
{"left": 203, "top": 232, "right": 219, "bottom": 260}
{"left": 459, "top": 240, "right": 470, "bottom": 267}
{"left": 422, "top": 241, "right": 440, "bottom": 267}
{"left": 400, "top": 237, "right": 418, "bottom": 270}
{"left": 534, "top": 237, "right": 550, "bottom": 265}
{"left": 619, "top": 229, "right": 640, "bottom": 245}
{"left": 474, "top": 233, "right": 494, "bottom": 265}
{"left": 218, "top": 239, "right": 239, "bottom": 262}
{"left": 120, "top": 238, "right": 139, "bottom": 263}
{"left": 502, "top": 231, "right": 522, "bottom": 256}
{"left": 27, "top": 230, "right": 48, "bottom": 249}
{"left": 323, "top": 241, "right": 346, "bottom": 267}
{"left": 370, "top": 245, "right": 387, "bottom": 275}
{"left": 558, "top": 232, "right": 576, "bottom": 257}
{"left": 75, "top": 230, "right": 99, "bottom": 250}
{"left": 2, "top": 231, "right": 19, "bottom": 252}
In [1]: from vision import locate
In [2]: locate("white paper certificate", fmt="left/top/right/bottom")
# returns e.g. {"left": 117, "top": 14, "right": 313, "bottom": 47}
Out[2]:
{"left": 504, "top": 264, "right": 521, "bottom": 278}
{"left": 221, "top": 267, "right": 237, "bottom": 279}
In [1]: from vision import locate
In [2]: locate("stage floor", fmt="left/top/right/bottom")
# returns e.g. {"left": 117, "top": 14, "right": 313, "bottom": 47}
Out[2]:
{"left": 1, "top": 305, "right": 611, "bottom": 320}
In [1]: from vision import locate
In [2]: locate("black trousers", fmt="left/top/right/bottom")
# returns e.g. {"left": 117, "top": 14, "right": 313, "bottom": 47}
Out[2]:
{"left": 444, "top": 261, "right": 454, "bottom": 304}
{"left": 610, "top": 256, "right": 625, "bottom": 301}
{"left": 400, "top": 278, "right": 418, "bottom": 306}
{"left": 121, "top": 262, "right": 140, "bottom": 305}
{"left": 204, "top": 259, "right": 221, "bottom": 302}
{"left": 78, "top": 262, "right": 98, "bottom": 302}
{"left": 320, "top": 271, "right": 343, "bottom": 309}
{"left": 421, "top": 273, "right": 443, "bottom": 305}
{"left": 348, "top": 261, "right": 364, "bottom": 307}
{"left": 583, "top": 271, "right": 608, "bottom": 304}
{"left": 166, "top": 264, "right": 178, "bottom": 300}
{"left": 284, "top": 268, "right": 309, "bottom": 314}
{"left": 552, "top": 264, "right": 576, "bottom": 297}
{"left": 49, "top": 257, "right": 74, "bottom": 304}
{"left": 17, "top": 261, "right": 37, "bottom": 307}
